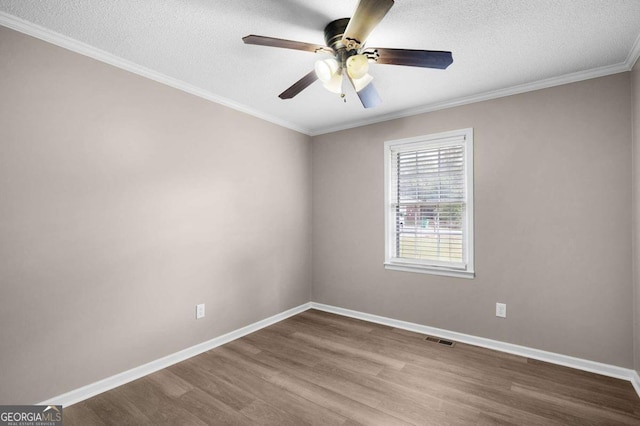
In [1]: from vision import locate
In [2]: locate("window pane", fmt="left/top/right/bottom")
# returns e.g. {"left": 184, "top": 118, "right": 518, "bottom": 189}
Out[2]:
{"left": 385, "top": 129, "right": 473, "bottom": 277}
{"left": 395, "top": 203, "right": 464, "bottom": 262}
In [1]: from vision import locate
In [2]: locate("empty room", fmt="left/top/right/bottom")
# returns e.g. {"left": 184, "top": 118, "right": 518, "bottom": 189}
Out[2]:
{"left": 2, "top": 0, "right": 640, "bottom": 424}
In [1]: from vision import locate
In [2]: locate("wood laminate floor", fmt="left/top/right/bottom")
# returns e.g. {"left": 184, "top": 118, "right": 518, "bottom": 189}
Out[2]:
{"left": 64, "top": 309, "right": 640, "bottom": 425}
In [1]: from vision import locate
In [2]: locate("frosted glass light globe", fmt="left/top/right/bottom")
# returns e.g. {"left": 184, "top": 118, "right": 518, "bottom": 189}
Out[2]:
{"left": 346, "top": 54, "right": 369, "bottom": 79}
{"left": 352, "top": 73, "right": 374, "bottom": 92}
{"left": 314, "top": 58, "right": 340, "bottom": 83}
{"left": 323, "top": 73, "right": 343, "bottom": 94}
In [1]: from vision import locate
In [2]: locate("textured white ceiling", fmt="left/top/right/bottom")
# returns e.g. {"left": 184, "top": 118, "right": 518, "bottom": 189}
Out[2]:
{"left": 1, "top": 0, "right": 639, "bottom": 135}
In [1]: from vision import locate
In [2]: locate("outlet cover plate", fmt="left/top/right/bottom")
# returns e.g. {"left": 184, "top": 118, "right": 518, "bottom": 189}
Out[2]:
{"left": 196, "top": 303, "right": 205, "bottom": 319}
{"left": 496, "top": 303, "right": 506, "bottom": 318}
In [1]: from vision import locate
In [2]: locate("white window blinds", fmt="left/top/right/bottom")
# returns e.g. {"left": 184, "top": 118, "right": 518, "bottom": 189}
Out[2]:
{"left": 384, "top": 129, "right": 474, "bottom": 278}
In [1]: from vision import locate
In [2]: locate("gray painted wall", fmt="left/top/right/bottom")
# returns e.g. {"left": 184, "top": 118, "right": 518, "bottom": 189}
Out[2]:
{"left": 312, "top": 73, "right": 633, "bottom": 368}
{"left": 0, "top": 27, "right": 312, "bottom": 404}
{"left": 2, "top": 24, "right": 638, "bottom": 404}
{"left": 633, "top": 59, "right": 640, "bottom": 374}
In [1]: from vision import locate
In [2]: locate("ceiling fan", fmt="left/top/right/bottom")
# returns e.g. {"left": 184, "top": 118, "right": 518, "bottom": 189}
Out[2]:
{"left": 242, "top": 0, "right": 453, "bottom": 109}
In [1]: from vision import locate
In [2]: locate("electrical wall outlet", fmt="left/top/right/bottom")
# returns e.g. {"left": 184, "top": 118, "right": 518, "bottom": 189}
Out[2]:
{"left": 496, "top": 303, "right": 506, "bottom": 318}
{"left": 196, "top": 303, "right": 205, "bottom": 319}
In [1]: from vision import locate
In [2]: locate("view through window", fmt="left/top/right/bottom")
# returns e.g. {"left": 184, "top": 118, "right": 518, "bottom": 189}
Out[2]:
{"left": 384, "top": 129, "right": 474, "bottom": 278}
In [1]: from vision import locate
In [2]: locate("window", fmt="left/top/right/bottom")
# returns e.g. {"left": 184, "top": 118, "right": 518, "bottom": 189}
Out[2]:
{"left": 384, "top": 128, "right": 474, "bottom": 278}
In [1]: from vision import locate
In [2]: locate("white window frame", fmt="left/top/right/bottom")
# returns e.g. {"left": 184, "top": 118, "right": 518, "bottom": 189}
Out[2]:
{"left": 384, "top": 128, "right": 474, "bottom": 279}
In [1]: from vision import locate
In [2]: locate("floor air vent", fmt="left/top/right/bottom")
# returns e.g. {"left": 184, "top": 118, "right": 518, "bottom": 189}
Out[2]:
{"left": 425, "top": 336, "right": 456, "bottom": 347}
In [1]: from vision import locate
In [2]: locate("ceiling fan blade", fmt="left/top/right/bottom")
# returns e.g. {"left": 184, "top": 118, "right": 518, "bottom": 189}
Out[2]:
{"left": 342, "top": 0, "right": 394, "bottom": 50}
{"left": 348, "top": 77, "right": 382, "bottom": 108}
{"left": 366, "top": 48, "right": 453, "bottom": 69}
{"left": 243, "top": 35, "right": 331, "bottom": 54}
{"left": 279, "top": 70, "right": 318, "bottom": 99}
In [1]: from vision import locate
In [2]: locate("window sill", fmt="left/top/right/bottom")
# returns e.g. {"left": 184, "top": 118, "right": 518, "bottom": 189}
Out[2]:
{"left": 384, "top": 262, "right": 475, "bottom": 279}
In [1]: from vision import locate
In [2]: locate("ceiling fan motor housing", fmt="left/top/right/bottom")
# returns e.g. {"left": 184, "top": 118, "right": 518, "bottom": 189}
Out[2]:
{"left": 324, "top": 18, "right": 359, "bottom": 65}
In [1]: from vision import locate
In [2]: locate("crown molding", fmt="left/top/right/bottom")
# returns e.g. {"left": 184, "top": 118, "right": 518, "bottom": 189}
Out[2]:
{"left": 309, "top": 62, "right": 631, "bottom": 135}
{"left": 2, "top": 11, "right": 639, "bottom": 139}
{"left": 625, "top": 31, "right": 640, "bottom": 70}
{"left": 0, "top": 12, "right": 312, "bottom": 136}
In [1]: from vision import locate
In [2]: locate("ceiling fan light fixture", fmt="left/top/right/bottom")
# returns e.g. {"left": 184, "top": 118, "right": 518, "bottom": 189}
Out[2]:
{"left": 314, "top": 58, "right": 340, "bottom": 83}
{"left": 323, "top": 73, "right": 343, "bottom": 94}
{"left": 352, "top": 73, "right": 374, "bottom": 92}
{"left": 346, "top": 54, "right": 369, "bottom": 79}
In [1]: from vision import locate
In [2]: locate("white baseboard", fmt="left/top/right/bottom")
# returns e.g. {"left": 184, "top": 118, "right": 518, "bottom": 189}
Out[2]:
{"left": 38, "top": 300, "right": 640, "bottom": 406}
{"left": 310, "top": 302, "right": 640, "bottom": 398}
{"left": 38, "top": 302, "right": 311, "bottom": 407}
{"left": 632, "top": 371, "right": 640, "bottom": 397}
